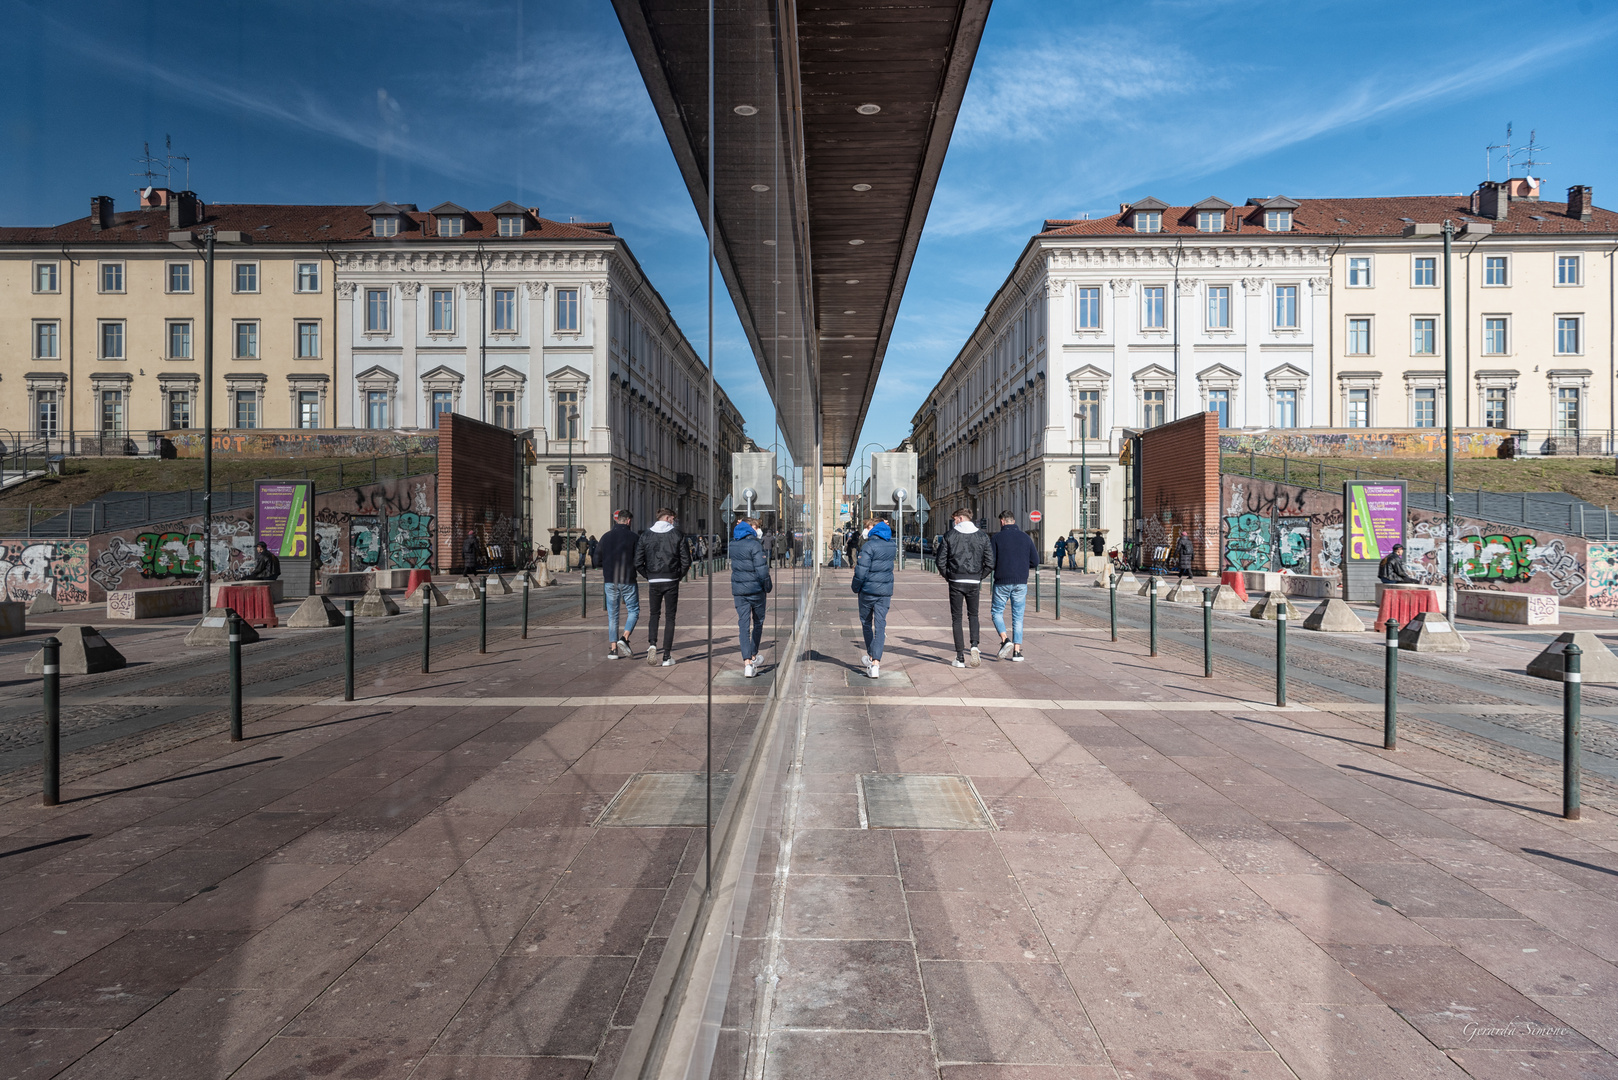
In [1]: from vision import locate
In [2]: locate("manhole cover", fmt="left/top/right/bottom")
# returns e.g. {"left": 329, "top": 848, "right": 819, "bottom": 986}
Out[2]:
{"left": 596, "top": 772, "right": 736, "bottom": 827}
{"left": 858, "top": 774, "right": 993, "bottom": 830}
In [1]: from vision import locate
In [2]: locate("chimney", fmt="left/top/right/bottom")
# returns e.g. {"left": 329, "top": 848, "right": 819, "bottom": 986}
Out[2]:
{"left": 1568, "top": 185, "right": 1593, "bottom": 222}
{"left": 1476, "top": 181, "right": 1509, "bottom": 222}
{"left": 169, "top": 191, "right": 201, "bottom": 229}
{"left": 89, "top": 195, "right": 114, "bottom": 231}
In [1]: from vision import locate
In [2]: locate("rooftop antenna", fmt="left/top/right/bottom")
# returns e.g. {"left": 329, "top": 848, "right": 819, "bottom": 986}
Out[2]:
{"left": 166, "top": 134, "right": 191, "bottom": 191}
{"left": 132, "top": 140, "right": 165, "bottom": 191}
{"left": 1485, "top": 122, "right": 1512, "bottom": 182}
{"left": 1514, "top": 129, "right": 1549, "bottom": 178}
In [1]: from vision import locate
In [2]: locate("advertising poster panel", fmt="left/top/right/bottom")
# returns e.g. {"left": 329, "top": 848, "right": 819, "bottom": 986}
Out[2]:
{"left": 1344, "top": 481, "right": 1406, "bottom": 601}
{"left": 255, "top": 480, "right": 315, "bottom": 598}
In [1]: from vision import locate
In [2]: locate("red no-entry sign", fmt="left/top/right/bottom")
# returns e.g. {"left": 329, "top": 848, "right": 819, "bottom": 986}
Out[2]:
{"left": 1028, "top": 510, "right": 1043, "bottom": 523}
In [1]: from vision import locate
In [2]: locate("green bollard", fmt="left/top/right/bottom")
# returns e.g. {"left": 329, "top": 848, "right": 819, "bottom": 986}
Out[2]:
{"left": 1054, "top": 565, "right": 1061, "bottom": 621}
{"left": 1109, "top": 578, "right": 1118, "bottom": 642}
{"left": 41, "top": 636, "right": 60, "bottom": 807}
{"left": 581, "top": 570, "right": 588, "bottom": 619}
{"left": 522, "top": 577, "right": 530, "bottom": 639}
{"left": 228, "top": 610, "right": 243, "bottom": 742}
{"left": 479, "top": 581, "right": 488, "bottom": 654}
{"left": 1276, "top": 605, "right": 1288, "bottom": 708}
{"left": 1384, "top": 619, "right": 1399, "bottom": 750}
{"left": 1149, "top": 584, "right": 1158, "bottom": 657}
{"left": 1564, "top": 642, "right": 1582, "bottom": 820}
{"left": 343, "top": 599, "right": 355, "bottom": 702}
{"left": 1034, "top": 568, "right": 1040, "bottom": 613}
{"left": 1202, "top": 587, "right": 1213, "bottom": 677}
{"left": 422, "top": 589, "right": 432, "bottom": 674}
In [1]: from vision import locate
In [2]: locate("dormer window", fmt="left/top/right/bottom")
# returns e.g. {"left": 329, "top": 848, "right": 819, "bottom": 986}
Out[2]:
{"left": 1265, "top": 210, "right": 1292, "bottom": 232}
{"left": 1134, "top": 211, "right": 1161, "bottom": 234}
{"left": 498, "top": 215, "right": 524, "bottom": 237}
{"left": 438, "top": 216, "right": 464, "bottom": 237}
{"left": 373, "top": 216, "right": 399, "bottom": 238}
{"left": 1196, "top": 211, "right": 1224, "bottom": 232}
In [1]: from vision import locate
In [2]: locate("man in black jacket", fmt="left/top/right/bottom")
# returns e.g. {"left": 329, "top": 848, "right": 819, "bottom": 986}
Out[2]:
{"left": 593, "top": 510, "right": 640, "bottom": 659}
{"left": 636, "top": 507, "right": 691, "bottom": 666}
{"left": 936, "top": 508, "right": 995, "bottom": 667}
{"left": 990, "top": 511, "right": 1039, "bottom": 661}
{"left": 462, "top": 529, "right": 482, "bottom": 580}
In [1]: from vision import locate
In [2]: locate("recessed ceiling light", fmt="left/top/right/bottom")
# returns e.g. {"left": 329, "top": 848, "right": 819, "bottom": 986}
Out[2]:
{"left": 845, "top": 278, "right": 859, "bottom": 284}
{"left": 842, "top": 354, "right": 852, "bottom": 358}
{"left": 848, "top": 239, "right": 865, "bottom": 245}
{"left": 751, "top": 184, "right": 769, "bottom": 192}
{"left": 856, "top": 103, "right": 881, "bottom": 115}
{"left": 733, "top": 104, "right": 758, "bottom": 116}
{"left": 852, "top": 183, "right": 872, "bottom": 192}
{"left": 843, "top": 334, "right": 855, "bottom": 338}
{"left": 777, "top": 310, "right": 787, "bottom": 315}
{"left": 843, "top": 309, "right": 856, "bottom": 314}
{"left": 763, "top": 239, "right": 777, "bottom": 245}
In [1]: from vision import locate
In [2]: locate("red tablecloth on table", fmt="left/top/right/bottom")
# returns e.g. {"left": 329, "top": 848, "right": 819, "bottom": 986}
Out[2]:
{"left": 1376, "top": 588, "right": 1436, "bottom": 629}
{"left": 406, "top": 569, "right": 432, "bottom": 595}
{"left": 218, "top": 584, "right": 279, "bottom": 628}
{"left": 1221, "top": 571, "right": 1248, "bottom": 601}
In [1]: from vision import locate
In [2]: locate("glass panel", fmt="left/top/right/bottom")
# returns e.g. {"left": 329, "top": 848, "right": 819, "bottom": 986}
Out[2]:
{"left": 36, "top": 322, "right": 59, "bottom": 358}
{"left": 1558, "top": 388, "right": 1580, "bottom": 433}
{"left": 236, "top": 322, "right": 258, "bottom": 358}
{"left": 1558, "top": 256, "right": 1579, "bottom": 285}
{"left": 1076, "top": 390, "right": 1101, "bottom": 438}
{"left": 1486, "top": 256, "right": 1507, "bottom": 285}
{"left": 494, "top": 390, "right": 516, "bottom": 430}
{"left": 101, "top": 263, "right": 122, "bottom": 291}
{"left": 101, "top": 322, "right": 123, "bottom": 358}
{"left": 168, "top": 391, "right": 191, "bottom": 429}
{"left": 235, "top": 391, "right": 258, "bottom": 429}
{"left": 1484, "top": 318, "right": 1506, "bottom": 355}
{"left": 1558, "top": 317, "right": 1580, "bottom": 354}
{"left": 1077, "top": 287, "right": 1100, "bottom": 329}
{"left": 1142, "top": 389, "right": 1165, "bottom": 428}
{"left": 235, "top": 263, "right": 257, "bottom": 292}
{"left": 367, "top": 289, "right": 390, "bottom": 332}
{"left": 1413, "top": 387, "right": 1436, "bottom": 427}
{"left": 1142, "top": 286, "right": 1164, "bottom": 329}
{"left": 169, "top": 263, "right": 191, "bottom": 292}
{"left": 297, "top": 321, "right": 320, "bottom": 358}
{"left": 1348, "top": 317, "right": 1371, "bottom": 354}
{"left": 170, "top": 321, "right": 191, "bottom": 358}
{"left": 1413, "top": 257, "right": 1435, "bottom": 286}
{"left": 37, "top": 391, "right": 58, "bottom": 437}
{"left": 1484, "top": 388, "right": 1507, "bottom": 428}
{"left": 555, "top": 288, "right": 579, "bottom": 331}
{"left": 1349, "top": 257, "right": 1370, "bottom": 286}
{"left": 101, "top": 390, "right": 124, "bottom": 433}
{"left": 1347, "top": 388, "right": 1369, "bottom": 428}
{"left": 299, "top": 391, "right": 320, "bottom": 429}
{"left": 36, "top": 263, "right": 58, "bottom": 291}
{"left": 431, "top": 391, "right": 454, "bottom": 427}
{"left": 1208, "top": 390, "right": 1229, "bottom": 428}
{"left": 1412, "top": 318, "right": 1435, "bottom": 354}
{"left": 1274, "top": 285, "right": 1297, "bottom": 328}
{"left": 366, "top": 390, "right": 389, "bottom": 429}
{"left": 1275, "top": 388, "right": 1297, "bottom": 427}
{"left": 1207, "top": 286, "right": 1229, "bottom": 329}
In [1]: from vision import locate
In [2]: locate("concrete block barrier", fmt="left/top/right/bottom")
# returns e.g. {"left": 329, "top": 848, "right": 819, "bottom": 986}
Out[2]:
{"left": 1377, "top": 582, "right": 1447, "bottom": 614}
{"left": 106, "top": 586, "right": 206, "bottom": 620}
{"left": 0, "top": 601, "right": 23, "bottom": 639}
{"left": 212, "top": 580, "right": 283, "bottom": 605}
{"left": 1456, "top": 589, "right": 1558, "bottom": 625}
{"left": 185, "top": 609, "right": 262, "bottom": 647}
{"left": 1527, "top": 631, "right": 1618, "bottom": 681}
{"left": 25, "top": 624, "right": 126, "bottom": 673}
{"left": 1397, "top": 612, "right": 1469, "bottom": 653}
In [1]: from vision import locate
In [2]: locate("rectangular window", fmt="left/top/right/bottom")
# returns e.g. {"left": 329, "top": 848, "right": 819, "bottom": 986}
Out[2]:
{"left": 486, "top": 288, "right": 514, "bottom": 332}
{"left": 100, "top": 262, "right": 123, "bottom": 292}
{"left": 556, "top": 482, "right": 578, "bottom": 533}
{"left": 1206, "top": 285, "right": 1230, "bottom": 329}
{"left": 1484, "top": 317, "right": 1507, "bottom": 355}
{"left": 1274, "top": 285, "right": 1298, "bottom": 328}
{"left": 1348, "top": 257, "right": 1372, "bottom": 287}
{"left": 431, "top": 289, "right": 455, "bottom": 332}
{"left": 1412, "top": 317, "right": 1436, "bottom": 355}
{"left": 296, "top": 321, "right": 320, "bottom": 358}
{"left": 1076, "top": 286, "right": 1101, "bottom": 329}
{"left": 555, "top": 287, "right": 579, "bottom": 331}
{"left": 1484, "top": 387, "right": 1507, "bottom": 428}
{"left": 1142, "top": 286, "right": 1165, "bottom": 329}
{"left": 366, "top": 390, "right": 389, "bottom": 430}
{"left": 1142, "top": 389, "right": 1165, "bottom": 428}
{"left": 235, "top": 321, "right": 259, "bottom": 359}
{"left": 1558, "top": 387, "right": 1580, "bottom": 434}
{"left": 373, "top": 216, "right": 398, "bottom": 237}
{"left": 1207, "top": 389, "right": 1229, "bottom": 428}
{"left": 1265, "top": 210, "right": 1292, "bottom": 232}
{"left": 498, "top": 215, "right": 524, "bottom": 237}
{"left": 100, "top": 390, "right": 124, "bottom": 434}
{"left": 438, "top": 216, "right": 463, "bottom": 237}
{"left": 36, "top": 390, "right": 58, "bottom": 438}
{"left": 366, "top": 289, "right": 390, "bottom": 333}
{"left": 168, "top": 391, "right": 191, "bottom": 430}
{"left": 168, "top": 262, "right": 192, "bottom": 293}
{"left": 1134, "top": 211, "right": 1161, "bottom": 234}
{"left": 298, "top": 391, "right": 320, "bottom": 429}
{"left": 34, "top": 262, "right": 59, "bottom": 292}
{"left": 556, "top": 390, "right": 580, "bottom": 439}
{"left": 1346, "top": 388, "right": 1369, "bottom": 428}
{"left": 100, "top": 321, "right": 125, "bottom": 359}
{"left": 1413, "top": 388, "right": 1436, "bottom": 428}
{"left": 169, "top": 320, "right": 192, "bottom": 359}
{"left": 296, "top": 262, "right": 320, "bottom": 292}
{"left": 1076, "top": 390, "right": 1101, "bottom": 438}
{"left": 1413, "top": 257, "right": 1436, "bottom": 286}
{"left": 1347, "top": 317, "right": 1371, "bottom": 355}
{"left": 1196, "top": 211, "right": 1223, "bottom": 232}
{"left": 1557, "top": 255, "right": 1581, "bottom": 286}
{"left": 431, "top": 390, "right": 454, "bottom": 428}
{"left": 34, "top": 321, "right": 60, "bottom": 359}
{"left": 1485, "top": 255, "right": 1508, "bottom": 286}
{"left": 234, "top": 263, "right": 258, "bottom": 293}
{"left": 1557, "top": 316, "right": 1582, "bottom": 355}
{"left": 493, "top": 390, "right": 517, "bottom": 430}
{"left": 1275, "top": 388, "right": 1298, "bottom": 428}
{"left": 235, "top": 391, "right": 258, "bottom": 429}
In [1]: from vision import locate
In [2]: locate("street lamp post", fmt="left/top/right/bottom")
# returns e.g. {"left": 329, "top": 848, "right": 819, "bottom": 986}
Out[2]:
{"left": 566, "top": 406, "right": 579, "bottom": 570}
{"left": 1075, "top": 405, "right": 1091, "bottom": 573}
{"left": 201, "top": 228, "right": 216, "bottom": 602}
{"left": 1443, "top": 220, "right": 1456, "bottom": 615}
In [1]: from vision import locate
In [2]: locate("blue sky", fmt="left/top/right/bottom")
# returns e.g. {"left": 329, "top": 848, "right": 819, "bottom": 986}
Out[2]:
{"left": 4, "top": 0, "right": 1616, "bottom": 462}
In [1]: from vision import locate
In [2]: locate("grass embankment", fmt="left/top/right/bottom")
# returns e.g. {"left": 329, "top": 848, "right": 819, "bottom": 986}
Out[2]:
{"left": 1224, "top": 454, "right": 1618, "bottom": 509}
{"left": 0, "top": 455, "right": 437, "bottom": 509}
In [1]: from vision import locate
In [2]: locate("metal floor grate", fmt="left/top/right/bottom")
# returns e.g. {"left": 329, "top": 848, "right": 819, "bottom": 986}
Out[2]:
{"left": 595, "top": 772, "right": 736, "bottom": 827}
{"left": 857, "top": 774, "right": 993, "bottom": 830}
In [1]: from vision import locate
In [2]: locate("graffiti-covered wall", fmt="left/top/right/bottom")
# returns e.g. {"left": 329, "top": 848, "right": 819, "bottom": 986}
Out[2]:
{"left": 312, "top": 475, "right": 437, "bottom": 575}
{"left": 1220, "top": 429, "right": 1513, "bottom": 459}
{"left": 157, "top": 430, "right": 438, "bottom": 459}
{"left": 1218, "top": 472, "right": 1617, "bottom": 609}
{"left": 0, "top": 539, "right": 90, "bottom": 605}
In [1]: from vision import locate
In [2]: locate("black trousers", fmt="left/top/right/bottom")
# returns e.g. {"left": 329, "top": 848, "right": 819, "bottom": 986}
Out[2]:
{"left": 948, "top": 582, "right": 981, "bottom": 659}
{"left": 646, "top": 582, "right": 680, "bottom": 658}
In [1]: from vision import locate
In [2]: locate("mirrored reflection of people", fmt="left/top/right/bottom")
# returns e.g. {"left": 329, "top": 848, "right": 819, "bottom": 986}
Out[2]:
{"left": 1378, "top": 543, "right": 1418, "bottom": 584}
{"left": 851, "top": 517, "right": 895, "bottom": 680}
{"left": 729, "top": 516, "right": 772, "bottom": 679}
{"left": 245, "top": 541, "right": 281, "bottom": 581}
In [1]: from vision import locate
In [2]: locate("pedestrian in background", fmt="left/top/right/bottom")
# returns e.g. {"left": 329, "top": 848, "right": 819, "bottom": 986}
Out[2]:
{"left": 991, "top": 510, "right": 1037, "bottom": 661}
{"left": 594, "top": 511, "right": 640, "bottom": 659}
{"left": 1175, "top": 533, "right": 1195, "bottom": 582}
{"left": 852, "top": 517, "right": 895, "bottom": 679}
{"left": 730, "top": 516, "right": 772, "bottom": 678}
{"left": 1052, "top": 537, "right": 1065, "bottom": 567}
{"left": 936, "top": 508, "right": 994, "bottom": 668}
{"left": 636, "top": 506, "right": 691, "bottom": 666}
{"left": 462, "top": 529, "right": 483, "bottom": 580}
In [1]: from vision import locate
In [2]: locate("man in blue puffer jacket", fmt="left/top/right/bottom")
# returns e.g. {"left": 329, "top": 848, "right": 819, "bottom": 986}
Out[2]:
{"left": 851, "top": 518, "right": 895, "bottom": 680}
{"left": 729, "top": 517, "right": 772, "bottom": 679}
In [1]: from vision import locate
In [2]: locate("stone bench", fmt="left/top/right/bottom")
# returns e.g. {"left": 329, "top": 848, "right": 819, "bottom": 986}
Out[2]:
{"left": 1456, "top": 589, "right": 1559, "bottom": 625}
{"left": 106, "top": 585, "right": 205, "bottom": 620}
{"left": 1376, "top": 582, "right": 1447, "bottom": 614}
{"left": 212, "top": 579, "right": 283, "bottom": 605}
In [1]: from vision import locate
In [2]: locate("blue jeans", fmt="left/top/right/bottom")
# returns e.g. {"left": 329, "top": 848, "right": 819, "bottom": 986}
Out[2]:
{"left": 859, "top": 593, "right": 890, "bottom": 660}
{"left": 735, "top": 593, "right": 766, "bottom": 658}
{"left": 605, "top": 582, "right": 639, "bottom": 642}
{"left": 992, "top": 583, "right": 1027, "bottom": 645}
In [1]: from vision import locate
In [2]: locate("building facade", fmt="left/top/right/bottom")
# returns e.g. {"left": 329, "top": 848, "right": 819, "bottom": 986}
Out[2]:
{"left": 915, "top": 181, "right": 1615, "bottom": 551}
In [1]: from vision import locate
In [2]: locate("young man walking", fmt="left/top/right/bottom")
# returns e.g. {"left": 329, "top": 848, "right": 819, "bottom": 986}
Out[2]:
{"left": 935, "top": 509, "right": 994, "bottom": 668}
{"left": 636, "top": 507, "right": 691, "bottom": 666}
{"left": 594, "top": 510, "right": 640, "bottom": 659}
{"left": 729, "top": 517, "right": 772, "bottom": 678}
{"left": 851, "top": 517, "right": 896, "bottom": 679}
{"left": 991, "top": 510, "right": 1038, "bottom": 661}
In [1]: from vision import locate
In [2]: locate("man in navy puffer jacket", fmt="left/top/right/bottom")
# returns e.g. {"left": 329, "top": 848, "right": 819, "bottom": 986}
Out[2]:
{"left": 729, "top": 518, "right": 772, "bottom": 678}
{"left": 851, "top": 518, "right": 896, "bottom": 680}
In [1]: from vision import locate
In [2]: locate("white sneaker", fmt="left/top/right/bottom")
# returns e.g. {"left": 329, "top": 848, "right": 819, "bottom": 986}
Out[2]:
{"left": 661, "top": 657, "right": 675, "bottom": 667}
{"left": 868, "top": 661, "right": 880, "bottom": 680}
{"left": 744, "top": 660, "right": 755, "bottom": 679}
{"left": 617, "top": 639, "right": 633, "bottom": 658}
{"left": 1011, "top": 652, "right": 1025, "bottom": 662}
{"left": 969, "top": 646, "right": 981, "bottom": 668}
{"left": 952, "top": 658, "right": 967, "bottom": 669}
{"left": 646, "top": 647, "right": 659, "bottom": 666}
{"left": 997, "top": 639, "right": 1014, "bottom": 660}
{"left": 607, "top": 646, "right": 620, "bottom": 660}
